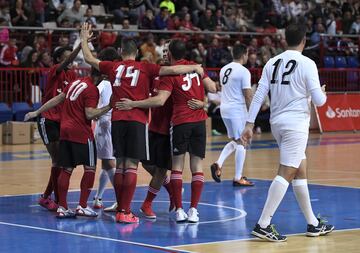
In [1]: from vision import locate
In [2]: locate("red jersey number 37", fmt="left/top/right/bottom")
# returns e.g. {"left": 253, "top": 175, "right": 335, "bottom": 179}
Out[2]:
{"left": 182, "top": 73, "right": 200, "bottom": 91}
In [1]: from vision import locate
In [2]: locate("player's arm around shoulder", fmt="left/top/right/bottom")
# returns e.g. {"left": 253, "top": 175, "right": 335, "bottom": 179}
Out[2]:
{"left": 115, "top": 90, "right": 171, "bottom": 110}
{"left": 203, "top": 76, "right": 217, "bottom": 93}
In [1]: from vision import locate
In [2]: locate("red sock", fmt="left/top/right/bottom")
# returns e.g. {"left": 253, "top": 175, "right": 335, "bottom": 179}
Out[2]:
{"left": 43, "top": 167, "right": 54, "bottom": 198}
{"left": 171, "top": 171, "right": 183, "bottom": 209}
{"left": 143, "top": 186, "right": 159, "bottom": 207}
{"left": 121, "top": 168, "right": 137, "bottom": 213}
{"left": 51, "top": 167, "right": 61, "bottom": 203}
{"left": 79, "top": 169, "right": 95, "bottom": 208}
{"left": 191, "top": 172, "right": 204, "bottom": 208}
{"left": 57, "top": 169, "right": 72, "bottom": 209}
{"left": 114, "top": 169, "right": 124, "bottom": 211}
{"left": 163, "top": 175, "right": 173, "bottom": 199}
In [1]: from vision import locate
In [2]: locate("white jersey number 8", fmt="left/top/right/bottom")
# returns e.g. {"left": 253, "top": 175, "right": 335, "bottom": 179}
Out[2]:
{"left": 66, "top": 80, "right": 88, "bottom": 101}
{"left": 181, "top": 73, "right": 200, "bottom": 91}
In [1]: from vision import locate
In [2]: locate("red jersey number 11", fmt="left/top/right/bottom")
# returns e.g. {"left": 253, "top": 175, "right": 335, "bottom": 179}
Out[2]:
{"left": 114, "top": 65, "right": 140, "bottom": 87}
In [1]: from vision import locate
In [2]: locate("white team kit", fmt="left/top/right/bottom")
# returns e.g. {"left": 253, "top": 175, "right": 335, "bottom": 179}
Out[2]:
{"left": 249, "top": 50, "right": 324, "bottom": 168}
{"left": 95, "top": 80, "right": 114, "bottom": 160}
{"left": 220, "top": 62, "right": 251, "bottom": 139}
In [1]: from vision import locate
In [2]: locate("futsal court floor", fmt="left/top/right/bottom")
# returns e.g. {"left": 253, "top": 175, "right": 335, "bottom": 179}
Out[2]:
{"left": 1, "top": 132, "right": 359, "bottom": 253}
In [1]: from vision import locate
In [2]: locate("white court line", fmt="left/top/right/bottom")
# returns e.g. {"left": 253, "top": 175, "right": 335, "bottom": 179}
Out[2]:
{"left": 170, "top": 227, "right": 360, "bottom": 248}
{"left": 0, "top": 221, "right": 194, "bottom": 253}
{"left": 29, "top": 200, "right": 247, "bottom": 225}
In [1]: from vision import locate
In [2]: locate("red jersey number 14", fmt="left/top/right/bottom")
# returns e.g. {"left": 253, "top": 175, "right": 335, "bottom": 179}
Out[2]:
{"left": 114, "top": 65, "right": 140, "bottom": 87}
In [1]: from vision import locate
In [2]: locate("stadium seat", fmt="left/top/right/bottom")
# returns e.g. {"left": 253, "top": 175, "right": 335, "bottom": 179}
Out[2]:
{"left": 347, "top": 56, "right": 359, "bottom": 68}
{"left": 33, "top": 102, "right": 42, "bottom": 111}
{"left": 323, "top": 56, "right": 335, "bottom": 68}
{"left": 12, "top": 102, "right": 32, "bottom": 121}
{"left": 334, "top": 56, "right": 347, "bottom": 68}
{"left": 0, "top": 103, "right": 13, "bottom": 123}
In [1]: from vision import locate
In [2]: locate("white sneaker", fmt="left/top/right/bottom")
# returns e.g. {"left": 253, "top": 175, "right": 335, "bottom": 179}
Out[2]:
{"left": 75, "top": 205, "right": 98, "bottom": 217}
{"left": 92, "top": 197, "right": 103, "bottom": 209}
{"left": 56, "top": 206, "right": 76, "bottom": 219}
{"left": 104, "top": 202, "right": 117, "bottom": 212}
{"left": 187, "top": 207, "right": 199, "bottom": 223}
{"left": 175, "top": 208, "right": 188, "bottom": 222}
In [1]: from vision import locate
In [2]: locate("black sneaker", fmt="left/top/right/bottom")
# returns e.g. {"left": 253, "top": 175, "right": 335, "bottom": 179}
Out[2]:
{"left": 306, "top": 216, "right": 334, "bottom": 237}
{"left": 210, "top": 163, "right": 221, "bottom": 183}
{"left": 251, "top": 224, "right": 287, "bottom": 242}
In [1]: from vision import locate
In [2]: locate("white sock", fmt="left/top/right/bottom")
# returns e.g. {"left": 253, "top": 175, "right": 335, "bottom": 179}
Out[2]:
{"left": 95, "top": 169, "right": 109, "bottom": 199}
{"left": 106, "top": 168, "right": 116, "bottom": 187}
{"left": 216, "top": 141, "right": 236, "bottom": 167}
{"left": 234, "top": 145, "right": 246, "bottom": 181}
{"left": 258, "top": 175, "right": 289, "bottom": 228}
{"left": 292, "top": 179, "right": 319, "bottom": 226}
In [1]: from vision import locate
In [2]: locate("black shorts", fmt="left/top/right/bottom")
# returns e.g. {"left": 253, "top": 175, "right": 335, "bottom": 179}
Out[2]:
{"left": 37, "top": 117, "right": 60, "bottom": 145}
{"left": 59, "top": 140, "right": 97, "bottom": 168}
{"left": 171, "top": 121, "right": 206, "bottom": 158}
{"left": 142, "top": 131, "right": 171, "bottom": 170}
{"left": 111, "top": 120, "right": 148, "bottom": 161}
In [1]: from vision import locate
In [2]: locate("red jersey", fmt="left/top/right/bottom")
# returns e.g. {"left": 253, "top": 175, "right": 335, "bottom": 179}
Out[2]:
{"left": 158, "top": 59, "right": 208, "bottom": 126}
{"left": 99, "top": 60, "right": 160, "bottom": 124}
{"left": 60, "top": 77, "right": 99, "bottom": 144}
{"left": 149, "top": 77, "right": 173, "bottom": 135}
{"left": 41, "top": 64, "right": 77, "bottom": 122}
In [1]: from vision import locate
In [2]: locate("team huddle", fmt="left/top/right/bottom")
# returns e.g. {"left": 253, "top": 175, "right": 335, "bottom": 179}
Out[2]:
{"left": 25, "top": 22, "right": 334, "bottom": 242}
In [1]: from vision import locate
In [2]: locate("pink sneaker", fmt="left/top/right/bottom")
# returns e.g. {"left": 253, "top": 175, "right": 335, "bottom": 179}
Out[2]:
{"left": 38, "top": 195, "right": 58, "bottom": 211}
{"left": 116, "top": 211, "right": 139, "bottom": 224}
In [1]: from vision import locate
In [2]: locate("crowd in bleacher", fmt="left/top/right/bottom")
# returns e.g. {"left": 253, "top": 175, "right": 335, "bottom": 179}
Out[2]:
{"left": 0, "top": 0, "right": 358, "bottom": 69}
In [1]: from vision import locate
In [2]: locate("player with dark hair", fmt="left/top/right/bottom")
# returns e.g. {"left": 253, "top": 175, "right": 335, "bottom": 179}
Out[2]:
{"left": 241, "top": 22, "right": 334, "bottom": 242}
{"left": 25, "top": 67, "right": 112, "bottom": 218}
{"left": 80, "top": 23, "right": 204, "bottom": 223}
{"left": 210, "top": 43, "right": 254, "bottom": 186}
{"left": 116, "top": 39, "right": 217, "bottom": 223}
{"left": 36, "top": 44, "right": 81, "bottom": 211}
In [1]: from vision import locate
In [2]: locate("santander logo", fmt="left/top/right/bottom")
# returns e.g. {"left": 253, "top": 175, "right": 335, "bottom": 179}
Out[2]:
{"left": 325, "top": 105, "right": 360, "bottom": 119}
{"left": 326, "top": 106, "right": 336, "bottom": 119}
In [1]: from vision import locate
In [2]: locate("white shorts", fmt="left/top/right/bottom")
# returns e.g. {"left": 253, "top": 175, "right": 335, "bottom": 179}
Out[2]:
{"left": 271, "top": 125, "right": 308, "bottom": 168}
{"left": 222, "top": 117, "right": 246, "bottom": 140}
{"left": 95, "top": 120, "right": 115, "bottom": 160}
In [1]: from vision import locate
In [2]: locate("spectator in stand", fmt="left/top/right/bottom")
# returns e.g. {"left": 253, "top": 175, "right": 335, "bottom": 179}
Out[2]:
{"left": 206, "top": 37, "right": 231, "bottom": 67}
{"left": 260, "top": 36, "right": 277, "bottom": 57}
{"left": 245, "top": 53, "right": 260, "bottom": 68}
{"left": 21, "top": 49, "right": 39, "bottom": 68}
{"left": 154, "top": 7, "right": 170, "bottom": 30}
{"left": 181, "top": 13, "right": 199, "bottom": 31}
{"left": 191, "top": 42, "right": 207, "bottom": 64}
{"left": 248, "top": 38, "right": 258, "bottom": 54}
{"left": 140, "top": 33, "right": 157, "bottom": 62}
{"left": 160, "top": 0, "right": 175, "bottom": 15}
{"left": 306, "top": 17, "right": 314, "bottom": 37}
{"left": 191, "top": 0, "right": 206, "bottom": 25}
{"left": 119, "top": 19, "right": 139, "bottom": 39}
{"left": 54, "top": 34, "right": 70, "bottom": 52}
{"left": 259, "top": 51, "right": 271, "bottom": 67}
{"left": 310, "top": 23, "right": 325, "bottom": 45}
{"left": 37, "top": 50, "right": 53, "bottom": 68}
{"left": 10, "top": 0, "right": 32, "bottom": 26}
{"left": 0, "top": 17, "right": 9, "bottom": 46}
{"left": 57, "top": 0, "right": 84, "bottom": 25}
{"left": 224, "top": 11, "right": 237, "bottom": 32}
{"left": 350, "top": 15, "right": 360, "bottom": 34}
{"left": 198, "top": 9, "right": 215, "bottom": 31}
{"left": 213, "top": 25, "right": 230, "bottom": 40}
{"left": 51, "top": 0, "right": 73, "bottom": 14}
{"left": 342, "top": 11, "right": 354, "bottom": 34}
{"left": 84, "top": 7, "right": 97, "bottom": 27}
{"left": 155, "top": 38, "right": 166, "bottom": 59}
{"left": 69, "top": 21, "right": 81, "bottom": 46}
{"left": 99, "top": 22, "right": 117, "bottom": 49}
{"left": 274, "top": 37, "right": 287, "bottom": 55}
{"left": 289, "top": 0, "right": 304, "bottom": 20}
{"left": 32, "top": 0, "right": 45, "bottom": 26}
{"left": 111, "top": 0, "right": 144, "bottom": 25}
{"left": 326, "top": 12, "right": 336, "bottom": 35}
{"left": 0, "top": 4, "right": 11, "bottom": 25}
{"left": 213, "top": 9, "right": 227, "bottom": 30}
{"left": 140, "top": 9, "right": 155, "bottom": 29}
{"left": 167, "top": 14, "right": 181, "bottom": 30}
{"left": 0, "top": 38, "right": 19, "bottom": 67}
